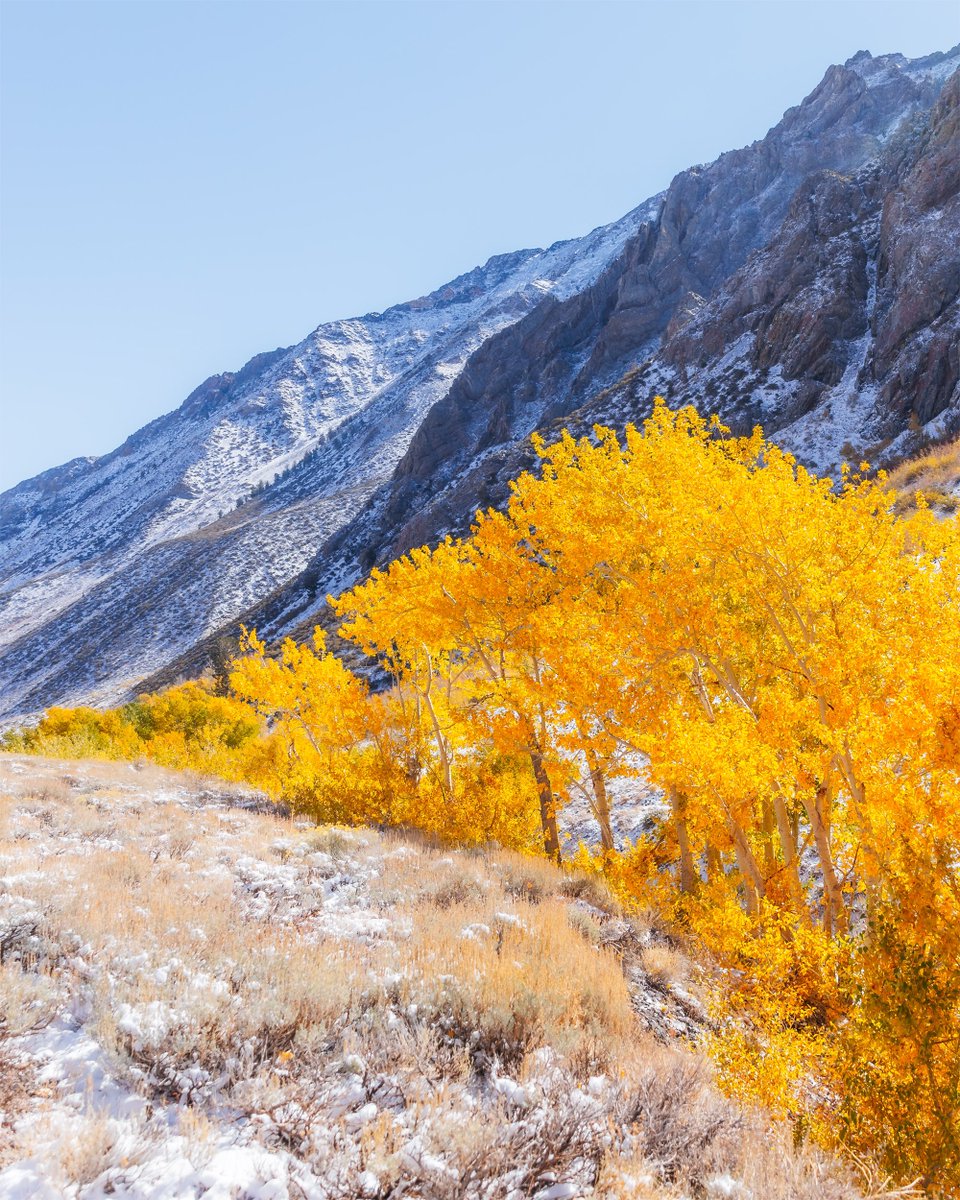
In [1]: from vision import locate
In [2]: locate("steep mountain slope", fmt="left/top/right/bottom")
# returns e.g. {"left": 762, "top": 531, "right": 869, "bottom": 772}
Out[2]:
{"left": 214, "top": 45, "right": 960, "bottom": 662}
{"left": 339, "top": 48, "right": 960, "bottom": 568}
{"left": 614, "top": 59, "right": 960, "bottom": 467}
{"left": 2, "top": 46, "right": 958, "bottom": 717}
{"left": 0, "top": 216, "right": 646, "bottom": 716}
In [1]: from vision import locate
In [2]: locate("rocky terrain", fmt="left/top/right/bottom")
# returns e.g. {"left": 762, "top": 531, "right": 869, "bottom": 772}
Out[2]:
{"left": 1, "top": 46, "right": 957, "bottom": 717}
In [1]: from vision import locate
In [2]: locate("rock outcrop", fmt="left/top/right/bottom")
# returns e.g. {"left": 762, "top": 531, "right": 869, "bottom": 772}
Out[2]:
{"left": 333, "top": 47, "right": 960, "bottom": 570}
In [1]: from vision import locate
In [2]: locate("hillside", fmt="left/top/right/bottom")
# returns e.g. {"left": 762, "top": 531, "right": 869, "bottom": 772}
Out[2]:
{"left": 0, "top": 220, "right": 645, "bottom": 719}
{"left": 0, "top": 754, "right": 888, "bottom": 1200}
{"left": 1, "top": 45, "right": 958, "bottom": 717}
{"left": 886, "top": 434, "right": 960, "bottom": 513}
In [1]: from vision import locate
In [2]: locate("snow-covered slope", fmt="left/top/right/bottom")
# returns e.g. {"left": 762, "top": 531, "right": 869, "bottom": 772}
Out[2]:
{"left": 0, "top": 212, "right": 645, "bottom": 716}
{"left": 1, "top": 46, "right": 958, "bottom": 718}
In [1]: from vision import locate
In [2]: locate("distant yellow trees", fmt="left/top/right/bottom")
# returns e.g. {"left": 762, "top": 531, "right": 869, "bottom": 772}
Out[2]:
{"left": 7, "top": 403, "right": 959, "bottom": 1191}
{"left": 228, "top": 625, "right": 544, "bottom": 849}
{"left": 11, "top": 684, "right": 264, "bottom": 777}
{"left": 228, "top": 626, "right": 384, "bottom": 820}
{"left": 333, "top": 520, "right": 573, "bottom": 860}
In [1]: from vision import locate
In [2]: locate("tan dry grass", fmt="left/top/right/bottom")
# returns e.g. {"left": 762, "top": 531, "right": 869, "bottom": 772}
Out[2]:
{"left": 887, "top": 437, "right": 960, "bottom": 515}
{"left": 641, "top": 943, "right": 691, "bottom": 991}
{"left": 0, "top": 753, "right": 888, "bottom": 1198}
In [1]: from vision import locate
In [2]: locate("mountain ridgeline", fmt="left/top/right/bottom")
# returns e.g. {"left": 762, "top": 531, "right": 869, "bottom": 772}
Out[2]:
{"left": 1, "top": 46, "right": 958, "bottom": 718}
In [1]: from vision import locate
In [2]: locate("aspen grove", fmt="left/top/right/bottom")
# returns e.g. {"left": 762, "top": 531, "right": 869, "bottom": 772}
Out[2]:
{"left": 9, "top": 404, "right": 960, "bottom": 1192}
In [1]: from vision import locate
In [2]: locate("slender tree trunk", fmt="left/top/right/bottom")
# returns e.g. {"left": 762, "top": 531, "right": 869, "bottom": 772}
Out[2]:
{"left": 421, "top": 687, "right": 453, "bottom": 804}
{"left": 773, "top": 790, "right": 806, "bottom": 916}
{"left": 803, "top": 784, "right": 848, "bottom": 936}
{"left": 530, "top": 749, "right": 561, "bottom": 863}
{"left": 836, "top": 748, "right": 880, "bottom": 924}
{"left": 705, "top": 839, "right": 724, "bottom": 883}
{"left": 726, "top": 814, "right": 766, "bottom": 915}
{"left": 732, "top": 839, "right": 760, "bottom": 915}
{"left": 670, "top": 790, "right": 699, "bottom": 894}
{"left": 585, "top": 747, "right": 615, "bottom": 853}
{"left": 761, "top": 798, "right": 777, "bottom": 875}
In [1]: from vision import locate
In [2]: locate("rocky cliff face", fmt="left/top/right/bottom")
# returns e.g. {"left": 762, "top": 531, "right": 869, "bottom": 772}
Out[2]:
{"left": 2, "top": 46, "right": 958, "bottom": 717}
{"left": 646, "top": 65, "right": 960, "bottom": 458}
{"left": 310, "top": 46, "right": 960, "bottom": 573}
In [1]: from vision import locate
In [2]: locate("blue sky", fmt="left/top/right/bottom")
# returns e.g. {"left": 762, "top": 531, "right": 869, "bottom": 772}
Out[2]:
{"left": 1, "top": 0, "right": 957, "bottom": 490}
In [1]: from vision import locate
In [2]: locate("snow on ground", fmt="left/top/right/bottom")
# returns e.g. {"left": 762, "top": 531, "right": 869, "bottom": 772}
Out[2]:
{"left": 561, "top": 759, "right": 668, "bottom": 853}
{"left": 0, "top": 754, "right": 718, "bottom": 1200}
{"left": 0, "top": 755, "right": 864, "bottom": 1199}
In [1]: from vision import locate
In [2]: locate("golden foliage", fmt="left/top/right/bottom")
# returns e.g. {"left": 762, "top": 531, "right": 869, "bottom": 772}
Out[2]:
{"left": 8, "top": 402, "right": 960, "bottom": 1191}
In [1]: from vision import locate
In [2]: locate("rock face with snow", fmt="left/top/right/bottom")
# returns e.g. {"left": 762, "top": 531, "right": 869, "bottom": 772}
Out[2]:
{"left": 0, "top": 225, "right": 641, "bottom": 715}
{"left": 647, "top": 60, "right": 960, "bottom": 464}
{"left": 1, "top": 47, "right": 958, "bottom": 717}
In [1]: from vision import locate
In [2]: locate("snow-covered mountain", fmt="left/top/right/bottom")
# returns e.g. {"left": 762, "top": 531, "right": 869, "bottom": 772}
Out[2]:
{"left": 0, "top": 215, "right": 647, "bottom": 715}
{"left": 2, "top": 46, "right": 958, "bottom": 718}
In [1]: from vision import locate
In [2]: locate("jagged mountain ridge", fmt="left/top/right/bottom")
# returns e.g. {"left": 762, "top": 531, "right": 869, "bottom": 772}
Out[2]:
{"left": 2, "top": 46, "right": 958, "bottom": 717}
{"left": 350, "top": 47, "right": 960, "bottom": 566}
{"left": 202, "top": 44, "right": 960, "bottom": 665}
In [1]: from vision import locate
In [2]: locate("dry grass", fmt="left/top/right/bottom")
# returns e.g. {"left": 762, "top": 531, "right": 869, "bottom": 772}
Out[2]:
{"left": 887, "top": 437, "right": 960, "bottom": 515}
{"left": 0, "top": 753, "right": 889, "bottom": 1198}
{"left": 0, "top": 962, "right": 63, "bottom": 1035}
{"left": 0, "top": 1043, "right": 39, "bottom": 1163}
{"left": 640, "top": 943, "right": 690, "bottom": 991}
{"left": 21, "top": 1108, "right": 162, "bottom": 1192}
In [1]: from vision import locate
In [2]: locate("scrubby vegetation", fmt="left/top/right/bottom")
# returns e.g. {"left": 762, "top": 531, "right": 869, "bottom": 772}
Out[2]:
{"left": 6, "top": 403, "right": 959, "bottom": 1194}
{"left": 887, "top": 436, "right": 960, "bottom": 515}
{"left": 0, "top": 757, "right": 882, "bottom": 1198}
